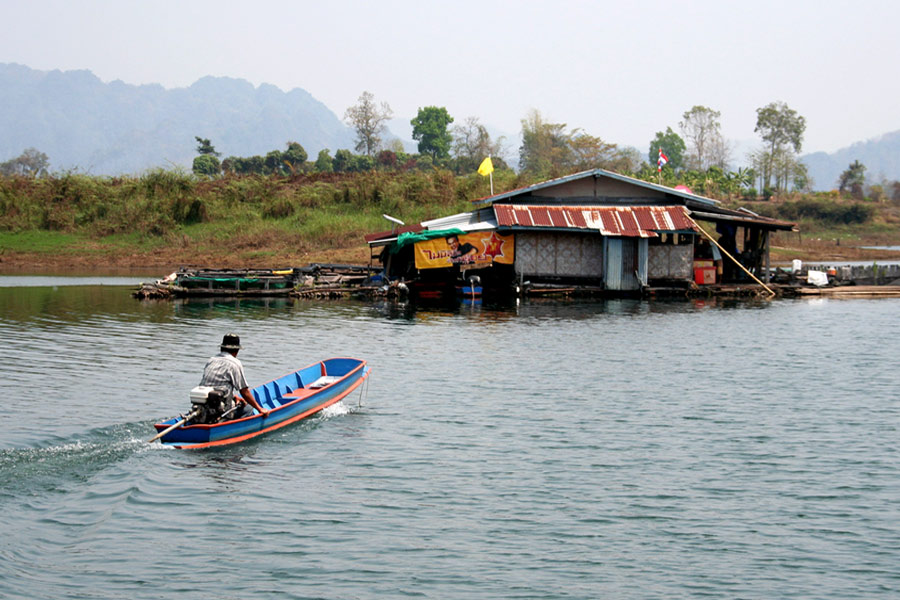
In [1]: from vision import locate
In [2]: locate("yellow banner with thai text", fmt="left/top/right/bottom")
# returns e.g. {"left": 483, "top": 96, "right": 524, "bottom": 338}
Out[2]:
{"left": 414, "top": 231, "right": 515, "bottom": 270}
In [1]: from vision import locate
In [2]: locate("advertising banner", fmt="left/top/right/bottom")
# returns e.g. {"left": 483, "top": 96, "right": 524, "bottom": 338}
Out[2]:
{"left": 414, "top": 231, "right": 514, "bottom": 270}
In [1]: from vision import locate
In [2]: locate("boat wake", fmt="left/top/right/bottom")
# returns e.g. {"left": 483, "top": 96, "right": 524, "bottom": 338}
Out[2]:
{"left": 0, "top": 420, "right": 161, "bottom": 499}
{"left": 321, "top": 400, "right": 353, "bottom": 418}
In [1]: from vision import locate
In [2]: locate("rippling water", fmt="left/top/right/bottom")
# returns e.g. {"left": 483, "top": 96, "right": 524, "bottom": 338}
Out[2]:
{"left": 0, "top": 283, "right": 898, "bottom": 599}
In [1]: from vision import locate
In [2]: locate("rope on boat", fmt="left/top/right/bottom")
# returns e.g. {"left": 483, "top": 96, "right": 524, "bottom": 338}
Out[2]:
{"left": 358, "top": 376, "right": 370, "bottom": 408}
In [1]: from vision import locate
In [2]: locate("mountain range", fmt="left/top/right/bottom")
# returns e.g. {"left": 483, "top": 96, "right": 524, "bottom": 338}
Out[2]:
{"left": 1, "top": 63, "right": 898, "bottom": 189}
{"left": 0, "top": 63, "right": 355, "bottom": 174}
{"left": 801, "top": 131, "right": 900, "bottom": 191}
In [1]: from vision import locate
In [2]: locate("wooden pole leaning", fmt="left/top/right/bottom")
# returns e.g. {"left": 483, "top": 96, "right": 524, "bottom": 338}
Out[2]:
{"left": 147, "top": 408, "right": 201, "bottom": 443}
{"left": 688, "top": 216, "right": 776, "bottom": 298}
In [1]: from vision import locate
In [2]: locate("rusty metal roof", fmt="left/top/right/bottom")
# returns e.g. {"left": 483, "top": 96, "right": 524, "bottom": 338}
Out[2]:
{"left": 493, "top": 204, "right": 697, "bottom": 237}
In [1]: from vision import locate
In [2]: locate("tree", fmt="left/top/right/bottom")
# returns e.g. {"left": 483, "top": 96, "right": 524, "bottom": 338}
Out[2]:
{"left": 518, "top": 110, "right": 637, "bottom": 176}
{"left": 0, "top": 147, "right": 50, "bottom": 176}
{"left": 570, "top": 132, "right": 639, "bottom": 173}
{"left": 282, "top": 142, "right": 308, "bottom": 174}
{"left": 452, "top": 116, "right": 505, "bottom": 174}
{"left": 332, "top": 149, "right": 354, "bottom": 172}
{"left": 264, "top": 150, "right": 284, "bottom": 174}
{"left": 648, "top": 127, "right": 686, "bottom": 171}
{"left": 315, "top": 149, "right": 333, "bottom": 173}
{"left": 754, "top": 101, "right": 806, "bottom": 192}
{"left": 344, "top": 91, "right": 393, "bottom": 156}
{"left": 195, "top": 137, "right": 220, "bottom": 157}
{"left": 518, "top": 109, "right": 572, "bottom": 176}
{"left": 222, "top": 155, "right": 264, "bottom": 175}
{"left": 679, "top": 105, "right": 725, "bottom": 171}
{"left": 838, "top": 160, "right": 867, "bottom": 198}
{"left": 192, "top": 137, "right": 221, "bottom": 176}
{"left": 192, "top": 154, "right": 220, "bottom": 176}
{"left": 410, "top": 106, "right": 454, "bottom": 162}
{"left": 376, "top": 149, "right": 399, "bottom": 170}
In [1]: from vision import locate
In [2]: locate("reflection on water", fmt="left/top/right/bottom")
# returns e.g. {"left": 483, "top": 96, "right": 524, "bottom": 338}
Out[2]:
{"left": 0, "top": 276, "right": 145, "bottom": 288}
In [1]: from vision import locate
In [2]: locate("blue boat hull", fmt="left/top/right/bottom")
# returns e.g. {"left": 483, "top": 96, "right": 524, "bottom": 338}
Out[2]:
{"left": 153, "top": 357, "right": 370, "bottom": 449}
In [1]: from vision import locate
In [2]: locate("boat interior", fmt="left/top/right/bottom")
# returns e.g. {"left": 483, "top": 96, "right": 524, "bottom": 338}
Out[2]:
{"left": 251, "top": 358, "right": 361, "bottom": 411}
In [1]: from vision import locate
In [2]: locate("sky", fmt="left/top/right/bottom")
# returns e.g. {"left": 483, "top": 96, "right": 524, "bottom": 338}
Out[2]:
{"left": 2, "top": 0, "right": 898, "bottom": 162}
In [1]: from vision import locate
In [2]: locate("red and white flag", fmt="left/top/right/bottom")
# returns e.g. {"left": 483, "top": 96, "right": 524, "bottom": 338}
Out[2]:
{"left": 657, "top": 148, "right": 669, "bottom": 172}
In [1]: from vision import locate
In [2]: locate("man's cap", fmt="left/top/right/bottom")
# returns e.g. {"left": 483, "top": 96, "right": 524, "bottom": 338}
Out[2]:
{"left": 220, "top": 333, "right": 243, "bottom": 350}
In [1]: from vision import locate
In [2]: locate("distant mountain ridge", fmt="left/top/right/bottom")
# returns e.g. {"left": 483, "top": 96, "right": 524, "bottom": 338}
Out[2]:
{"left": 2, "top": 63, "right": 898, "bottom": 185}
{"left": 801, "top": 130, "right": 900, "bottom": 191}
{"left": 0, "top": 63, "right": 355, "bottom": 174}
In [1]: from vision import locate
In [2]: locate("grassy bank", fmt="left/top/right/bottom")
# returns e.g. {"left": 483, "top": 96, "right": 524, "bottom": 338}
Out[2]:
{"left": 2, "top": 169, "right": 899, "bottom": 271}
{"left": 0, "top": 169, "right": 516, "bottom": 270}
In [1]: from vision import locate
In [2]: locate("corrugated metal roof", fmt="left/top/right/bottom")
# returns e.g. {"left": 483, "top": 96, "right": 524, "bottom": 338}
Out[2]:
{"left": 471, "top": 168, "right": 721, "bottom": 207}
{"left": 494, "top": 204, "right": 696, "bottom": 238}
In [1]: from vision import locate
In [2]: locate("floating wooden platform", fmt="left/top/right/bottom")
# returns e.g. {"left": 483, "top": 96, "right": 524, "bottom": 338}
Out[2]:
{"left": 791, "top": 285, "right": 900, "bottom": 298}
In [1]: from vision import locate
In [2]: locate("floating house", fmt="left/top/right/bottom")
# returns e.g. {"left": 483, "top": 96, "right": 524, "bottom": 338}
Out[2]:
{"left": 366, "top": 169, "right": 796, "bottom": 299}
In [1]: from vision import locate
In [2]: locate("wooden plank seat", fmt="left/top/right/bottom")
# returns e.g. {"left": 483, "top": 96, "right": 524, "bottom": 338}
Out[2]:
{"left": 281, "top": 387, "right": 316, "bottom": 400}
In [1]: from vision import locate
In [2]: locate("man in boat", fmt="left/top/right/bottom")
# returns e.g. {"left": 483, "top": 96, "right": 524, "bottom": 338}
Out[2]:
{"left": 198, "top": 333, "right": 269, "bottom": 421}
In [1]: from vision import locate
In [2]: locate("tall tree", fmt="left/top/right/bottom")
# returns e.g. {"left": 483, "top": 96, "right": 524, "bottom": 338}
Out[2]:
{"left": 282, "top": 141, "right": 308, "bottom": 174}
{"left": 838, "top": 160, "right": 867, "bottom": 198}
{"left": 411, "top": 106, "right": 454, "bottom": 162}
{"left": 0, "top": 147, "right": 49, "bottom": 176}
{"left": 648, "top": 127, "right": 686, "bottom": 171}
{"left": 314, "top": 149, "right": 333, "bottom": 173}
{"left": 679, "top": 105, "right": 725, "bottom": 171}
{"left": 570, "top": 132, "right": 640, "bottom": 173}
{"left": 194, "top": 137, "right": 220, "bottom": 157}
{"left": 754, "top": 101, "right": 806, "bottom": 192}
{"left": 344, "top": 91, "right": 393, "bottom": 156}
{"left": 452, "top": 116, "right": 504, "bottom": 173}
{"left": 518, "top": 109, "right": 572, "bottom": 176}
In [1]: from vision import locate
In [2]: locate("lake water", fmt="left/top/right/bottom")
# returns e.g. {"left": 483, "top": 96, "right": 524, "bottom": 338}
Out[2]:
{"left": 0, "top": 281, "right": 898, "bottom": 599}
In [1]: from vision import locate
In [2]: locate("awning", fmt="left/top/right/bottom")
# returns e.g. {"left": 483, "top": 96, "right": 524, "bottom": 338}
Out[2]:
{"left": 689, "top": 209, "right": 796, "bottom": 231}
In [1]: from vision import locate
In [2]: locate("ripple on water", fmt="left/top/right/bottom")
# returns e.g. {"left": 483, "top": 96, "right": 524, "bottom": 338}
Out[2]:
{"left": 1, "top": 290, "right": 899, "bottom": 599}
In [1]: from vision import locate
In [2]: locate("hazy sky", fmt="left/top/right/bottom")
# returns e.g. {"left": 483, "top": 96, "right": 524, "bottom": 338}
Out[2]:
{"left": 3, "top": 0, "right": 898, "bottom": 160}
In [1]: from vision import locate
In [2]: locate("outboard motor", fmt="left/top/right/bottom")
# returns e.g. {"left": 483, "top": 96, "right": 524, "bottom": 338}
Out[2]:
{"left": 189, "top": 385, "right": 230, "bottom": 424}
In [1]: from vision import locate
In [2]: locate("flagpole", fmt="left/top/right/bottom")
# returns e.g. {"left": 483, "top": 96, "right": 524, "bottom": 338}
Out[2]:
{"left": 478, "top": 155, "right": 495, "bottom": 195}
{"left": 489, "top": 155, "right": 494, "bottom": 195}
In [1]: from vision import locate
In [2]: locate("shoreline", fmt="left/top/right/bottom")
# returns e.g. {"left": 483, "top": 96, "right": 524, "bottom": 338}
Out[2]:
{"left": 2, "top": 244, "right": 900, "bottom": 276}
{"left": 0, "top": 246, "right": 373, "bottom": 275}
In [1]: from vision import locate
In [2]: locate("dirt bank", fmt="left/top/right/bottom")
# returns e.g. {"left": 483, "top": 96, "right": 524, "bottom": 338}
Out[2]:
{"left": 2, "top": 240, "right": 898, "bottom": 275}
{"left": 0, "top": 245, "right": 372, "bottom": 274}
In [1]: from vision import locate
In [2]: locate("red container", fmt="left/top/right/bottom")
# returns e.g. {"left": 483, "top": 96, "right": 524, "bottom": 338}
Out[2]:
{"left": 694, "top": 266, "right": 716, "bottom": 285}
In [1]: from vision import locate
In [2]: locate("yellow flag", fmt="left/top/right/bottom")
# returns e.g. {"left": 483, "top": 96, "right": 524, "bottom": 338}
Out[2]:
{"left": 477, "top": 156, "right": 494, "bottom": 176}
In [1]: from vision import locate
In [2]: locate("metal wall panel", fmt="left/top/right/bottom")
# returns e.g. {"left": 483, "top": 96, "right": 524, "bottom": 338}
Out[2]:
{"left": 637, "top": 238, "right": 648, "bottom": 286}
{"left": 604, "top": 238, "right": 641, "bottom": 290}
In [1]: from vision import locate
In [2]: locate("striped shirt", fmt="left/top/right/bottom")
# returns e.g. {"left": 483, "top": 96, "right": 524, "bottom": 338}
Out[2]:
{"left": 199, "top": 352, "right": 249, "bottom": 402}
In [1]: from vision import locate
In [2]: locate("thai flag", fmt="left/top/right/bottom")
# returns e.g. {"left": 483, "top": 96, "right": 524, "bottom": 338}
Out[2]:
{"left": 657, "top": 148, "right": 669, "bottom": 172}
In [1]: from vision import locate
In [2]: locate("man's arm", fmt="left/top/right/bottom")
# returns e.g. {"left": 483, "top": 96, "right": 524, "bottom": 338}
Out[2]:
{"left": 240, "top": 387, "right": 269, "bottom": 416}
